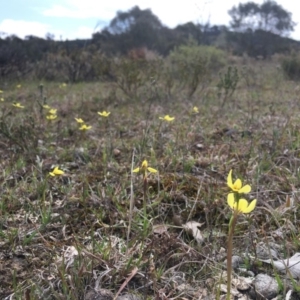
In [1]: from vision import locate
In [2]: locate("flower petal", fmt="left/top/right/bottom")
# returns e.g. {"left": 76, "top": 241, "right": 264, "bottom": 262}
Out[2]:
{"left": 238, "top": 184, "right": 251, "bottom": 194}
{"left": 98, "top": 111, "right": 110, "bottom": 117}
{"left": 75, "top": 118, "right": 84, "bottom": 123}
{"left": 49, "top": 109, "right": 57, "bottom": 114}
{"left": 233, "top": 179, "right": 242, "bottom": 190}
{"left": 47, "top": 114, "right": 57, "bottom": 120}
{"left": 141, "top": 160, "right": 148, "bottom": 168}
{"left": 242, "top": 199, "right": 257, "bottom": 213}
{"left": 227, "top": 193, "right": 235, "bottom": 210}
{"left": 147, "top": 167, "right": 157, "bottom": 173}
{"left": 132, "top": 167, "right": 140, "bottom": 173}
{"left": 79, "top": 124, "right": 92, "bottom": 130}
{"left": 227, "top": 170, "right": 233, "bottom": 189}
{"left": 53, "top": 167, "right": 64, "bottom": 175}
{"left": 236, "top": 199, "right": 249, "bottom": 213}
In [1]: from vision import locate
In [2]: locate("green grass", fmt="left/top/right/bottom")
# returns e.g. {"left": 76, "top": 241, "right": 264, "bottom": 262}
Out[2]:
{"left": 1, "top": 57, "right": 300, "bottom": 299}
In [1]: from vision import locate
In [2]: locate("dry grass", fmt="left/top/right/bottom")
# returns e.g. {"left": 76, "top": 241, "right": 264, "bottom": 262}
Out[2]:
{"left": 1, "top": 58, "right": 300, "bottom": 299}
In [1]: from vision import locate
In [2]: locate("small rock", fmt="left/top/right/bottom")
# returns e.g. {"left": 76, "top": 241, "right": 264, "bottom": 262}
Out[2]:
{"left": 232, "top": 255, "right": 243, "bottom": 269}
{"left": 195, "top": 143, "right": 204, "bottom": 150}
{"left": 113, "top": 148, "right": 121, "bottom": 156}
{"left": 117, "top": 293, "right": 142, "bottom": 300}
{"left": 252, "top": 274, "right": 278, "bottom": 299}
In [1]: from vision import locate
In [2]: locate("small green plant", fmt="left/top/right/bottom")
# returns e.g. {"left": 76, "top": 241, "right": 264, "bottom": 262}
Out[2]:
{"left": 133, "top": 159, "right": 158, "bottom": 218}
{"left": 0, "top": 116, "right": 39, "bottom": 153}
{"left": 217, "top": 66, "right": 239, "bottom": 108}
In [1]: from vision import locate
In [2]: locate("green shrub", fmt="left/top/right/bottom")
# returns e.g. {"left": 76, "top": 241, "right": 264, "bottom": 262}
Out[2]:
{"left": 34, "top": 50, "right": 113, "bottom": 82}
{"left": 281, "top": 53, "right": 300, "bottom": 81}
{"left": 167, "top": 41, "right": 227, "bottom": 97}
{"left": 111, "top": 56, "right": 162, "bottom": 98}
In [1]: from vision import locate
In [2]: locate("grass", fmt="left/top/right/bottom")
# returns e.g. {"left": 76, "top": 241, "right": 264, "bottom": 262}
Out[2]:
{"left": 1, "top": 57, "right": 300, "bottom": 299}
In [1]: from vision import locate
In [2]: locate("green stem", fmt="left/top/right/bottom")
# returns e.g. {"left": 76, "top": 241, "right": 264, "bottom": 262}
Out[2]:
{"left": 226, "top": 214, "right": 234, "bottom": 299}
{"left": 227, "top": 194, "right": 239, "bottom": 300}
{"left": 143, "top": 176, "right": 148, "bottom": 221}
{"left": 41, "top": 176, "right": 49, "bottom": 208}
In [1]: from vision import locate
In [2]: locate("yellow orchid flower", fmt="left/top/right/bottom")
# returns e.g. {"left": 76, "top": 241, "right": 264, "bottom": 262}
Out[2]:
{"left": 12, "top": 103, "right": 24, "bottom": 108}
{"left": 227, "top": 193, "right": 256, "bottom": 214}
{"left": 133, "top": 160, "right": 157, "bottom": 178}
{"left": 98, "top": 111, "right": 111, "bottom": 117}
{"left": 192, "top": 106, "right": 199, "bottom": 114}
{"left": 49, "top": 166, "right": 64, "bottom": 176}
{"left": 227, "top": 169, "right": 251, "bottom": 194}
{"left": 43, "top": 105, "right": 51, "bottom": 109}
{"left": 48, "top": 109, "right": 57, "bottom": 115}
{"left": 79, "top": 124, "right": 92, "bottom": 131}
{"left": 75, "top": 118, "right": 84, "bottom": 123}
{"left": 46, "top": 114, "right": 57, "bottom": 120}
{"left": 59, "top": 83, "right": 67, "bottom": 88}
{"left": 0, "top": 98, "right": 4, "bottom": 102}
{"left": 0, "top": 90, "right": 3, "bottom": 93}
{"left": 159, "top": 115, "right": 175, "bottom": 122}
{"left": 16, "top": 84, "right": 21, "bottom": 89}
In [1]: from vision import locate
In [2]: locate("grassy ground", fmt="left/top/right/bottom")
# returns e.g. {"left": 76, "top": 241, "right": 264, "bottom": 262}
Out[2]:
{"left": 1, "top": 57, "right": 300, "bottom": 299}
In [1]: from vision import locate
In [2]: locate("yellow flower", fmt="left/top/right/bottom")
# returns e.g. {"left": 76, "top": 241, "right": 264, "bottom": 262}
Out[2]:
{"left": 43, "top": 105, "right": 51, "bottom": 109}
{"left": 227, "top": 193, "right": 256, "bottom": 214}
{"left": 59, "top": 83, "right": 67, "bottom": 88}
{"left": 48, "top": 109, "right": 57, "bottom": 115}
{"left": 46, "top": 114, "right": 57, "bottom": 120}
{"left": 192, "top": 106, "right": 199, "bottom": 114}
{"left": 16, "top": 84, "right": 21, "bottom": 89}
{"left": 0, "top": 90, "right": 3, "bottom": 93}
{"left": 133, "top": 160, "right": 157, "bottom": 177}
{"left": 227, "top": 169, "right": 251, "bottom": 194}
{"left": 49, "top": 166, "right": 64, "bottom": 176}
{"left": 75, "top": 118, "right": 84, "bottom": 123}
{"left": 159, "top": 115, "right": 175, "bottom": 122}
{"left": 79, "top": 124, "right": 92, "bottom": 131}
{"left": 0, "top": 98, "right": 4, "bottom": 102}
{"left": 98, "top": 111, "right": 111, "bottom": 117}
{"left": 12, "top": 103, "right": 24, "bottom": 108}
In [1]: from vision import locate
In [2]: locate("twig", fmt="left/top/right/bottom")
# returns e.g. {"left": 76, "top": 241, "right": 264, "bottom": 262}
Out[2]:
{"left": 114, "top": 267, "right": 138, "bottom": 300}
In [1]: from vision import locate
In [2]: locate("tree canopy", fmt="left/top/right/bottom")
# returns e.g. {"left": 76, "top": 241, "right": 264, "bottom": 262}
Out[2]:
{"left": 228, "top": 0, "right": 295, "bottom": 36}
{"left": 105, "top": 5, "right": 164, "bottom": 35}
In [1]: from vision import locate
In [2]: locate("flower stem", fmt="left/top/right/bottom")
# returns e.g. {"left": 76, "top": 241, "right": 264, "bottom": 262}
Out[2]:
{"left": 143, "top": 176, "right": 148, "bottom": 220}
{"left": 227, "top": 211, "right": 238, "bottom": 300}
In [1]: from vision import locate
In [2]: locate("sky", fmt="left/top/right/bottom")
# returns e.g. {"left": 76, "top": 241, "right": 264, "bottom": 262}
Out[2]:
{"left": 0, "top": 0, "right": 300, "bottom": 41}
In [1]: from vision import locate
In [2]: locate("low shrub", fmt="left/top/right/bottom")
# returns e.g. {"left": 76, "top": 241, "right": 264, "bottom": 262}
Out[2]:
{"left": 167, "top": 41, "right": 227, "bottom": 97}
{"left": 281, "top": 53, "right": 300, "bottom": 81}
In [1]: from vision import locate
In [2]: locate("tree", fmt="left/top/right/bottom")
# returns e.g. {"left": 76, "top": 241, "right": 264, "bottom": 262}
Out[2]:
{"left": 93, "top": 6, "right": 170, "bottom": 54}
{"left": 228, "top": 0, "right": 295, "bottom": 36}
{"left": 106, "top": 6, "right": 163, "bottom": 35}
{"left": 173, "top": 22, "right": 202, "bottom": 44}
